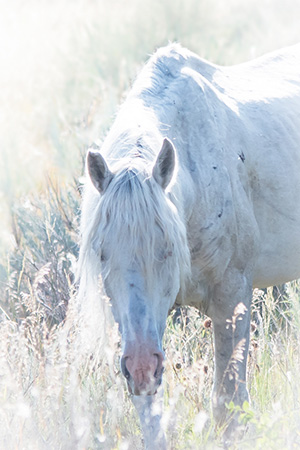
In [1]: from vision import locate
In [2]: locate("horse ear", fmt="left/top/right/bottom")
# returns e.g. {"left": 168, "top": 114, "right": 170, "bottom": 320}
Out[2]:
{"left": 152, "top": 138, "right": 176, "bottom": 190}
{"left": 87, "top": 149, "right": 114, "bottom": 194}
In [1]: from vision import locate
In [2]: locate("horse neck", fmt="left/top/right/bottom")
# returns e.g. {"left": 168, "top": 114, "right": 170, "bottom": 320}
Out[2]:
{"left": 102, "top": 100, "right": 163, "bottom": 165}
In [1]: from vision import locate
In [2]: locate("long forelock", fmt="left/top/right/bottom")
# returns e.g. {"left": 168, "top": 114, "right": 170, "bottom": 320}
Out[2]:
{"left": 91, "top": 166, "right": 191, "bottom": 290}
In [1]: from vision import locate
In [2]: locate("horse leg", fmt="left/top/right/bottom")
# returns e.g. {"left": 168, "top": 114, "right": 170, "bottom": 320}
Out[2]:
{"left": 132, "top": 388, "right": 167, "bottom": 450}
{"left": 208, "top": 268, "right": 252, "bottom": 440}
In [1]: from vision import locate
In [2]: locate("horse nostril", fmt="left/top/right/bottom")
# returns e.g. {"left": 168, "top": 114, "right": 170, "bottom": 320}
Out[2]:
{"left": 154, "top": 352, "right": 164, "bottom": 378}
{"left": 121, "top": 356, "right": 131, "bottom": 380}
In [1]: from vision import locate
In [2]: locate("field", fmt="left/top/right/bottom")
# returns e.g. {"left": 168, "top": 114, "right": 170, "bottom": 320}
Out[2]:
{"left": 1, "top": 0, "right": 300, "bottom": 448}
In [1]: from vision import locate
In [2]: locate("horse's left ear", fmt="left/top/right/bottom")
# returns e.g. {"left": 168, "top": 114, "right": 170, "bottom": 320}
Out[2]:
{"left": 152, "top": 138, "right": 176, "bottom": 190}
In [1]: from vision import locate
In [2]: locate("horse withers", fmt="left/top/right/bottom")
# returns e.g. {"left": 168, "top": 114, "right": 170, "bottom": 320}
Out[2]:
{"left": 77, "top": 43, "right": 300, "bottom": 446}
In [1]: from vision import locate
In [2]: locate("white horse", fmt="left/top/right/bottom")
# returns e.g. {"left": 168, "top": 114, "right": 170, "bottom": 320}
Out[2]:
{"left": 77, "top": 43, "right": 300, "bottom": 446}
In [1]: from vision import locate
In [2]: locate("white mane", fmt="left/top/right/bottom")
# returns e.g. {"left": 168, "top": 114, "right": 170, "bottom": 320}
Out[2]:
{"left": 78, "top": 161, "right": 191, "bottom": 296}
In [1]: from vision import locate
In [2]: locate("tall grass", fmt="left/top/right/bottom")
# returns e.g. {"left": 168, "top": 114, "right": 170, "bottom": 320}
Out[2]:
{"left": 1, "top": 0, "right": 300, "bottom": 448}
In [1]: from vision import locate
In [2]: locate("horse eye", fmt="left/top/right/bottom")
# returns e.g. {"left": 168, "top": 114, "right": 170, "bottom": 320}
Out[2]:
{"left": 164, "top": 250, "right": 173, "bottom": 260}
{"left": 159, "top": 250, "right": 173, "bottom": 261}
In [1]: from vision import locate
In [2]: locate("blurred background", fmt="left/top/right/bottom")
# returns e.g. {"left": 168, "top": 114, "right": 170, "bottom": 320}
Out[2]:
{"left": 1, "top": 2, "right": 300, "bottom": 448}
{"left": 1, "top": 0, "right": 300, "bottom": 252}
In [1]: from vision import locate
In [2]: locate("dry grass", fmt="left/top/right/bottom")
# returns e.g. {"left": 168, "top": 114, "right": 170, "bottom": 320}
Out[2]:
{"left": 1, "top": 263, "right": 300, "bottom": 449}
{"left": 1, "top": 0, "right": 300, "bottom": 448}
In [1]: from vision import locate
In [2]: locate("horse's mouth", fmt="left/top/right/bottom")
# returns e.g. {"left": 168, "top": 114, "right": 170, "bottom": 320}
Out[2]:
{"left": 127, "top": 380, "right": 158, "bottom": 396}
{"left": 126, "top": 373, "right": 163, "bottom": 396}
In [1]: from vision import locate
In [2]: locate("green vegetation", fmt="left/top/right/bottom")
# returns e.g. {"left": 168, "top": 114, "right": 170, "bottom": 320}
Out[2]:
{"left": 1, "top": 0, "right": 300, "bottom": 448}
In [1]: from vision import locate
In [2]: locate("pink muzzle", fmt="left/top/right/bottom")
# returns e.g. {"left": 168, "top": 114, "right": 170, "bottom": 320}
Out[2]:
{"left": 121, "top": 345, "right": 164, "bottom": 395}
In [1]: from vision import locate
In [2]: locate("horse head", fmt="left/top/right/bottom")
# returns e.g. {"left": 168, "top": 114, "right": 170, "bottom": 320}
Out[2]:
{"left": 86, "top": 138, "right": 190, "bottom": 396}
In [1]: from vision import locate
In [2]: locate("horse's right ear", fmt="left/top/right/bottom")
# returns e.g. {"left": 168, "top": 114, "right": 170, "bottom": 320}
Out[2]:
{"left": 87, "top": 150, "right": 114, "bottom": 194}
